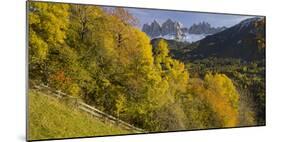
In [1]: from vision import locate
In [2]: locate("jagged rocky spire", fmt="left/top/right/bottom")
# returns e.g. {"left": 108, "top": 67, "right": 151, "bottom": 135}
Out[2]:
{"left": 142, "top": 19, "right": 226, "bottom": 42}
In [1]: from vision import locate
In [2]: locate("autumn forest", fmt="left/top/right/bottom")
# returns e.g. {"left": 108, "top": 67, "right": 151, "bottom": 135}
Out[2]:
{"left": 28, "top": 1, "right": 265, "bottom": 140}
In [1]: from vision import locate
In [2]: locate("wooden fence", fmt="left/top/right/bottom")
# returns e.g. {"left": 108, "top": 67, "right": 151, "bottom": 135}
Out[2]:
{"left": 33, "top": 84, "right": 146, "bottom": 133}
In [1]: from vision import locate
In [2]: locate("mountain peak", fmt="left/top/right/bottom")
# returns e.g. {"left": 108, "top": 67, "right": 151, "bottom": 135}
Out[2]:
{"left": 142, "top": 19, "right": 226, "bottom": 42}
{"left": 189, "top": 21, "right": 224, "bottom": 34}
{"left": 152, "top": 19, "right": 160, "bottom": 24}
{"left": 143, "top": 19, "right": 186, "bottom": 40}
{"left": 166, "top": 18, "right": 173, "bottom": 22}
{"left": 191, "top": 17, "right": 265, "bottom": 60}
{"left": 237, "top": 17, "right": 264, "bottom": 30}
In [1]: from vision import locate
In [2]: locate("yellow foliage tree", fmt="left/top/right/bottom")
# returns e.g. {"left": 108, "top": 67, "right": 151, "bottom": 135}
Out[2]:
{"left": 203, "top": 73, "right": 240, "bottom": 127}
{"left": 28, "top": 2, "right": 69, "bottom": 63}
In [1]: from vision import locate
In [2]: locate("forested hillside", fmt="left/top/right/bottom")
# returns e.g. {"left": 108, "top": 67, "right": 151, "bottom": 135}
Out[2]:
{"left": 28, "top": 1, "right": 264, "bottom": 137}
{"left": 151, "top": 17, "right": 266, "bottom": 125}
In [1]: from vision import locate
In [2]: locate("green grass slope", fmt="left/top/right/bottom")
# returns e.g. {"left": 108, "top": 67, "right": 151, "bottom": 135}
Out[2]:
{"left": 28, "top": 89, "right": 130, "bottom": 140}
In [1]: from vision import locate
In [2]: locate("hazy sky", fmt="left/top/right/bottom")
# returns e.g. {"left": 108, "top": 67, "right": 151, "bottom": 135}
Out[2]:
{"left": 122, "top": 7, "right": 257, "bottom": 29}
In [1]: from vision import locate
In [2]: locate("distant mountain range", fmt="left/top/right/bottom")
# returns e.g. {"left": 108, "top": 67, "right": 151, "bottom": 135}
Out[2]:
{"left": 189, "top": 22, "right": 227, "bottom": 34}
{"left": 151, "top": 17, "right": 265, "bottom": 61}
{"left": 142, "top": 19, "right": 226, "bottom": 42}
{"left": 190, "top": 17, "right": 265, "bottom": 60}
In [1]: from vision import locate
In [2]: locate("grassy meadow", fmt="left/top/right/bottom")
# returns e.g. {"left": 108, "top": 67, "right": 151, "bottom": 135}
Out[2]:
{"left": 28, "top": 90, "right": 130, "bottom": 140}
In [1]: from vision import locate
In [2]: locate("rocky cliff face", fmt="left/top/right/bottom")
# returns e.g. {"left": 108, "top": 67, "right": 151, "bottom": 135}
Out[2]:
{"left": 161, "top": 19, "right": 183, "bottom": 36}
{"left": 142, "top": 19, "right": 187, "bottom": 40}
{"left": 142, "top": 19, "right": 226, "bottom": 42}
{"left": 189, "top": 22, "right": 226, "bottom": 34}
{"left": 142, "top": 20, "right": 161, "bottom": 37}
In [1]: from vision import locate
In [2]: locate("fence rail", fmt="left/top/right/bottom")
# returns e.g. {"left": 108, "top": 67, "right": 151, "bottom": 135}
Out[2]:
{"left": 33, "top": 84, "right": 146, "bottom": 133}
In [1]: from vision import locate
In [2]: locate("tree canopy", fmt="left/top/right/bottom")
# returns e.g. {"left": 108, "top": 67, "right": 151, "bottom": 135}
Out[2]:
{"left": 28, "top": 2, "right": 246, "bottom": 131}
